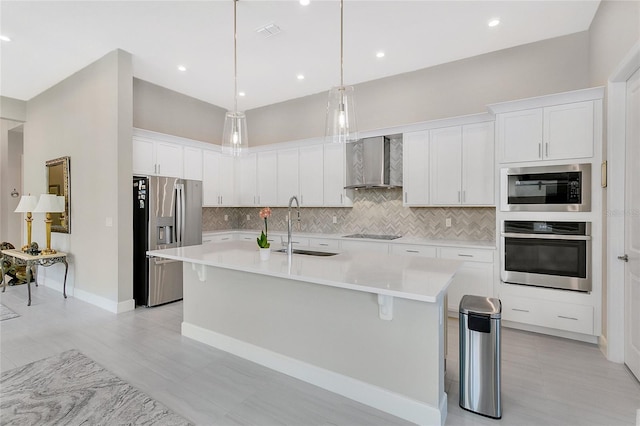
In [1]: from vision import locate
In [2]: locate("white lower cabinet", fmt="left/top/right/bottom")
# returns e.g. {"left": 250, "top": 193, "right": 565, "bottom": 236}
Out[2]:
{"left": 309, "top": 238, "right": 340, "bottom": 250}
{"left": 341, "top": 240, "right": 389, "bottom": 253}
{"left": 500, "top": 294, "right": 594, "bottom": 335}
{"left": 443, "top": 255, "right": 494, "bottom": 313}
{"left": 389, "top": 244, "right": 437, "bottom": 258}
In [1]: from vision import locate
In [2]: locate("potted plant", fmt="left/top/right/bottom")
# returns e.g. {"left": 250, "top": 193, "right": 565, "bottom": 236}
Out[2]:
{"left": 257, "top": 207, "right": 271, "bottom": 260}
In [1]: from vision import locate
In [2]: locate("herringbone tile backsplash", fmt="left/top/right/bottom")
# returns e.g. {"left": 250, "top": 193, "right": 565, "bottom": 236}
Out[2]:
{"left": 203, "top": 188, "right": 495, "bottom": 241}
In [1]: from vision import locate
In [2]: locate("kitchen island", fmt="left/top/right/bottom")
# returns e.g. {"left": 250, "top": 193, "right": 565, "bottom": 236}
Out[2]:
{"left": 148, "top": 241, "right": 462, "bottom": 425}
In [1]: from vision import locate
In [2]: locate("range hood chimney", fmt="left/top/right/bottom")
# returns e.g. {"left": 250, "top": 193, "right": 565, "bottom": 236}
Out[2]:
{"left": 345, "top": 134, "right": 403, "bottom": 189}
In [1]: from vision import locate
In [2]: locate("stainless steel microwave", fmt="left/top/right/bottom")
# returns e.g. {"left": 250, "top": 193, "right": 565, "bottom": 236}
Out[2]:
{"left": 500, "top": 164, "right": 591, "bottom": 212}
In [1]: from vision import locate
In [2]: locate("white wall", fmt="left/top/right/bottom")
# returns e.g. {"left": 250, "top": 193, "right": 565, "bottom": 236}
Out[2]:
{"left": 23, "top": 49, "right": 133, "bottom": 311}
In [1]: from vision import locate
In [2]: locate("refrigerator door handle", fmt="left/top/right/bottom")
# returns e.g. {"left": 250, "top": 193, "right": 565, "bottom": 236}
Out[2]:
{"left": 176, "top": 183, "right": 186, "bottom": 247}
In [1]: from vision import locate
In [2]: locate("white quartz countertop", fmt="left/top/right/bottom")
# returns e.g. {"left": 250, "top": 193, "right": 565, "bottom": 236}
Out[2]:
{"left": 203, "top": 229, "right": 496, "bottom": 250}
{"left": 148, "top": 241, "right": 462, "bottom": 303}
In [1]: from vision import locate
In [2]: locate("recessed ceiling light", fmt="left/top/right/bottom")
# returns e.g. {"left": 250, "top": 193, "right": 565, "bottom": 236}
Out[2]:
{"left": 177, "top": 65, "right": 187, "bottom": 72}
{"left": 488, "top": 18, "right": 500, "bottom": 27}
{"left": 297, "top": 74, "right": 305, "bottom": 80}
{"left": 376, "top": 51, "right": 385, "bottom": 59}
{"left": 238, "top": 91, "right": 246, "bottom": 97}
{"left": 300, "top": 0, "right": 310, "bottom": 6}
{"left": 0, "top": 35, "right": 11, "bottom": 42}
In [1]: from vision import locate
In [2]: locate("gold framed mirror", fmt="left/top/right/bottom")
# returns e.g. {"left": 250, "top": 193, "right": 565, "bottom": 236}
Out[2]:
{"left": 46, "top": 156, "right": 70, "bottom": 233}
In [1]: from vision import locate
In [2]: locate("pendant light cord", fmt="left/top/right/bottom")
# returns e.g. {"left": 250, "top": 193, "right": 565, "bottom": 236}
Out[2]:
{"left": 233, "top": 0, "right": 238, "bottom": 113}
{"left": 340, "top": 0, "right": 344, "bottom": 88}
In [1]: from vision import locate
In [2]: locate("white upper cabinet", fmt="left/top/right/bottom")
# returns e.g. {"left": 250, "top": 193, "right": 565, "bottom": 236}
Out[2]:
{"left": 543, "top": 101, "right": 594, "bottom": 160}
{"left": 183, "top": 146, "right": 203, "bottom": 181}
{"left": 299, "top": 145, "right": 324, "bottom": 206}
{"left": 497, "top": 100, "right": 594, "bottom": 163}
{"left": 236, "top": 153, "right": 257, "bottom": 206}
{"left": 461, "top": 122, "right": 494, "bottom": 205}
{"left": 323, "top": 143, "right": 351, "bottom": 206}
{"left": 256, "top": 151, "right": 278, "bottom": 207}
{"left": 402, "top": 130, "right": 430, "bottom": 206}
{"left": 277, "top": 148, "right": 299, "bottom": 206}
{"left": 133, "top": 137, "right": 183, "bottom": 178}
{"left": 429, "top": 127, "right": 462, "bottom": 205}
{"left": 202, "top": 149, "right": 236, "bottom": 206}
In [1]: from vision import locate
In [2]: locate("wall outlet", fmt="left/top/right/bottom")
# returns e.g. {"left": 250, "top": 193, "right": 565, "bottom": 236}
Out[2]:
{"left": 246, "top": 214, "right": 250, "bottom": 221}
{"left": 105, "top": 217, "right": 113, "bottom": 227}
{"left": 333, "top": 216, "right": 337, "bottom": 224}
{"left": 445, "top": 218, "right": 452, "bottom": 227}
{"left": 224, "top": 215, "right": 228, "bottom": 221}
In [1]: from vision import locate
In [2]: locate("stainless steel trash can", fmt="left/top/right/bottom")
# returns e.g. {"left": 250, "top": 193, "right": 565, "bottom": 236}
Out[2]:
{"left": 459, "top": 295, "right": 502, "bottom": 419}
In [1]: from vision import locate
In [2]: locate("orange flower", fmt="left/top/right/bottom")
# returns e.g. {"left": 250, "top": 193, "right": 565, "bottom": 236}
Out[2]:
{"left": 259, "top": 207, "right": 272, "bottom": 219}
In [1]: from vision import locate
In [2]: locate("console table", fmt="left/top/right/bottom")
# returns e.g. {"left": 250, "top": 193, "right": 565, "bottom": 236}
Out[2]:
{"left": 1, "top": 249, "right": 68, "bottom": 306}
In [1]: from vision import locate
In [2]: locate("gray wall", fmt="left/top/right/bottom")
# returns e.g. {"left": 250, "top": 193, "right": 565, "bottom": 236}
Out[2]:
{"left": 24, "top": 49, "right": 133, "bottom": 308}
{"left": 0, "top": 121, "right": 23, "bottom": 245}
{"left": 0, "top": 96, "right": 27, "bottom": 122}
{"left": 247, "top": 32, "right": 590, "bottom": 146}
{"left": 133, "top": 78, "right": 226, "bottom": 145}
{"left": 589, "top": 0, "right": 640, "bottom": 87}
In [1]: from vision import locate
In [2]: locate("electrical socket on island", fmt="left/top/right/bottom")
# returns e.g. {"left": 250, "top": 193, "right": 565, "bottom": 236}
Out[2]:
{"left": 445, "top": 218, "right": 452, "bottom": 227}
{"left": 332, "top": 216, "right": 337, "bottom": 224}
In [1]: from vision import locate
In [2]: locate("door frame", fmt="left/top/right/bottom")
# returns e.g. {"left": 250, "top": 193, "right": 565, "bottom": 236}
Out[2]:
{"left": 606, "top": 40, "right": 640, "bottom": 363}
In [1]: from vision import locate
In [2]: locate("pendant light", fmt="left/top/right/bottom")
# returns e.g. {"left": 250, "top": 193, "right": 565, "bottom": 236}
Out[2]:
{"left": 325, "top": 0, "right": 357, "bottom": 144}
{"left": 222, "top": 0, "right": 248, "bottom": 156}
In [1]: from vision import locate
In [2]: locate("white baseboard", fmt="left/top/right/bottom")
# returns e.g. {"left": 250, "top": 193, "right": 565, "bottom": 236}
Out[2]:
{"left": 72, "top": 287, "right": 134, "bottom": 314}
{"left": 182, "top": 321, "right": 445, "bottom": 426}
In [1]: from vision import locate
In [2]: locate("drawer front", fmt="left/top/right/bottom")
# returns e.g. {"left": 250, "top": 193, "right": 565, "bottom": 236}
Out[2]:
{"left": 542, "top": 301, "right": 593, "bottom": 335}
{"left": 501, "top": 295, "right": 594, "bottom": 335}
{"left": 203, "top": 233, "right": 234, "bottom": 243}
{"left": 309, "top": 238, "right": 340, "bottom": 250}
{"left": 390, "top": 244, "right": 437, "bottom": 258}
{"left": 439, "top": 247, "right": 494, "bottom": 263}
{"left": 501, "top": 295, "right": 542, "bottom": 325}
{"left": 340, "top": 240, "right": 389, "bottom": 253}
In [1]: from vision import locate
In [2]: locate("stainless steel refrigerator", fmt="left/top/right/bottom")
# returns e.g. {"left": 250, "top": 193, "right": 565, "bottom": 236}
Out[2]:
{"left": 133, "top": 176, "right": 202, "bottom": 307}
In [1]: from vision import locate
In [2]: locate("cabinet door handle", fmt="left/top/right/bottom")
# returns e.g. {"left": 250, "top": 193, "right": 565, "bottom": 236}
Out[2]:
{"left": 545, "top": 143, "right": 549, "bottom": 157}
{"left": 406, "top": 249, "right": 420, "bottom": 253}
{"left": 457, "top": 191, "right": 461, "bottom": 202}
{"left": 319, "top": 243, "right": 329, "bottom": 246}
{"left": 512, "top": 308, "right": 530, "bottom": 313}
{"left": 538, "top": 143, "right": 542, "bottom": 158}
{"left": 457, "top": 254, "right": 474, "bottom": 258}
{"left": 557, "top": 315, "right": 578, "bottom": 321}
{"left": 404, "top": 192, "right": 408, "bottom": 203}
{"left": 340, "top": 193, "right": 343, "bottom": 204}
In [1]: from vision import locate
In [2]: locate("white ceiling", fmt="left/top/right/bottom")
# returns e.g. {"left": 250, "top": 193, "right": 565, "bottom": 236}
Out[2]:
{"left": 1, "top": 1, "right": 600, "bottom": 111}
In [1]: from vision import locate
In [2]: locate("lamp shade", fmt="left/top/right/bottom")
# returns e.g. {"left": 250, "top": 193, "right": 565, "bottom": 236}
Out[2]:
{"left": 34, "top": 194, "right": 65, "bottom": 213}
{"left": 14, "top": 195, "right": 38, "bottom": 213}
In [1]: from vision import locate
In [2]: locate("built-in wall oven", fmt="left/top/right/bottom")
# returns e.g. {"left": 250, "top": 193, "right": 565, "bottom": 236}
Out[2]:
{"left": 500, "top": 163, "right": 591, "bottom": 212}
{"left": 501, "top": 221, "right": 591, "bottom": 292}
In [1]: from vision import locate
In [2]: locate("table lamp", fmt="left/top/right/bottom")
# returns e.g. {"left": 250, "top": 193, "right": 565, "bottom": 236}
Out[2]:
{"left": 34, "top": 194, "right": 65, "bottom": 255}
{"left": 14, "top": 195, "right": 39, "bottom": 251}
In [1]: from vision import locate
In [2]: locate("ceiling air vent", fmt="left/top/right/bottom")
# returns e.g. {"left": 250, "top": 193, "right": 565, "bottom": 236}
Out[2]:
{"left": 256, "top": 23, "right": 282, "bottom": 39}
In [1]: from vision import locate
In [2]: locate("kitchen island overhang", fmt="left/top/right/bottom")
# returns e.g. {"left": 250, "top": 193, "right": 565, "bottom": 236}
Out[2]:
{"left": 148, "top": 241, "right": 462, "bottom": 426}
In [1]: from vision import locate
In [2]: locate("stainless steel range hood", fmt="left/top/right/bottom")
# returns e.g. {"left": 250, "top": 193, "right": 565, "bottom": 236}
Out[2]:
{"left": 345, "top": 134, "right": 403, "bottom": 189}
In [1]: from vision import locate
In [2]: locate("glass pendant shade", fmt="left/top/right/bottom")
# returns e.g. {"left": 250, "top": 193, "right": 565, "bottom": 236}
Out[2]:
{"left": 326, "top": 85, "right": 357, "bottom": 144}
{"left": 222, "top": 110, "right": 248, "bottom": 156}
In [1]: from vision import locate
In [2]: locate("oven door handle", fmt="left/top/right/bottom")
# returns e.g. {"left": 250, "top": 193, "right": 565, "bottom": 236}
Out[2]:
{"left": 501, "top": 233, "right": 591, "bottom": 241}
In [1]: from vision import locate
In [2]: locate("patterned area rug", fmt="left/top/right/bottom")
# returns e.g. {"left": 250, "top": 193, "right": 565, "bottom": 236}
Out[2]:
{"left": 0, "top": 350, "right": 193, "bottom": 425}
{"left": 0, "top": 304, "right": 19, "bottom": 321}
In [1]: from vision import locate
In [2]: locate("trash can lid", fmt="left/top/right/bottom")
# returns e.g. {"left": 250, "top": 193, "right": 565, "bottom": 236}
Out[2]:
{"left": 459, "top": 295, "right": 501, "bottom": 318}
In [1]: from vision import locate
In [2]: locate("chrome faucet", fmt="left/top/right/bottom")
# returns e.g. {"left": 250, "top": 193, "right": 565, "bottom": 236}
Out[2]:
{"left": 287, "top": 195, "right": 301, "bottom": 260}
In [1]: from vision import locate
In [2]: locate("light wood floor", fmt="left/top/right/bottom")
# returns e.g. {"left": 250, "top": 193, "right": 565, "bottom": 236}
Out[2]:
{"left": 1, "top": 285, "right": 639, "bottom": 425}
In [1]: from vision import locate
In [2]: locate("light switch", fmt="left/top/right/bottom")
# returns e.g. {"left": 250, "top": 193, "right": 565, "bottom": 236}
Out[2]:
{"left": 106, "top": 217, "right": 113, "bottom": 227}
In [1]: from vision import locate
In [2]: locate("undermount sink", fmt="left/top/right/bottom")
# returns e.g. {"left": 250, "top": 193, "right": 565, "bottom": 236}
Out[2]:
{"left": 274, "top": 248, "right": 338, "bottom": 257}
